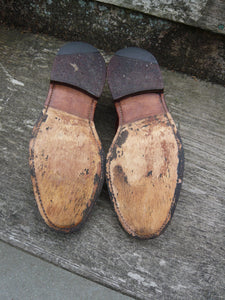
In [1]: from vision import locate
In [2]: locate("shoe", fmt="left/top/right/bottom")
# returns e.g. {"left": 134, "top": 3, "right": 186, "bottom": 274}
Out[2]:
{"left": 29, "top": 42, "right": 106, "bottom": 232}
{"left": 106, "top": 47, "right": 184, "bottom": 239}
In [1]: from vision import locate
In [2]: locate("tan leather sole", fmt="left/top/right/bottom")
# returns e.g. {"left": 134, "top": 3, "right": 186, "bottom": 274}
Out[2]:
{"left": 29, "top": 42, "right": 106, "bottom": 232}
{"left": 106, "top": 48, "right": 184, "bottom": 239}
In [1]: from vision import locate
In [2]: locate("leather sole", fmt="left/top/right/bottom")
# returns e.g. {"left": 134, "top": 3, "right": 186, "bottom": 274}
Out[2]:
{"left": 106, "top": 47, "right": 184, "bottom": 239}
{"left": 29, "top": 42, "right": 106, "bottom": 232}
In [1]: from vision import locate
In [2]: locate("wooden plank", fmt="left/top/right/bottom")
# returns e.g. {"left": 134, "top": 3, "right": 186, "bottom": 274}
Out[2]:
{"left": 0, "top": 26, "right": 225, "bottom": 299}
{"left": 96, "top": 0, "right": 225, "bottom": 35}
{"left": 1, "top": 1, "right": 224, "bottom": 85}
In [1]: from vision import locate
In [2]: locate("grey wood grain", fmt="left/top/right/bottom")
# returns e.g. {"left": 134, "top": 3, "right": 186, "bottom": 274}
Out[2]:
{"left": 0, "top": 26, "right": 225, "bottom": 299}
{"left": 1, "top": 1, "right": 224, "bottom": 85}
{"left": 96, "top": 0, "right": 225, "bottom": 35}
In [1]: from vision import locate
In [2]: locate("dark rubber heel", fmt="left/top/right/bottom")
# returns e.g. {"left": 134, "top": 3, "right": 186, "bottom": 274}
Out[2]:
{"left": 107, "top": 47, "right": 164, "bottom": 100}
{"left": 51, "top": 42, "right": 106, "bottom": 98}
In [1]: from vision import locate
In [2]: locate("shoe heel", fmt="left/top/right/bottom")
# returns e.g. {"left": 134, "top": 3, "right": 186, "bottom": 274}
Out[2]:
{"left": 51, "top": 42, "right": 106, "bottom": 98}
{"left": 107, "top": 47, "right": 164, "bottom": 100}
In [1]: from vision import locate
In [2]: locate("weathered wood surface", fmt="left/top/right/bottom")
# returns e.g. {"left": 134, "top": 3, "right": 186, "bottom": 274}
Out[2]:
{"left": 96, "top": 0, "right": 225, "bottom": 35}
{"left": 0, "top": 26, "right": 225, "bottom": 299}
{"left": 1, "top": 1, "right": 225, "bottom": 85}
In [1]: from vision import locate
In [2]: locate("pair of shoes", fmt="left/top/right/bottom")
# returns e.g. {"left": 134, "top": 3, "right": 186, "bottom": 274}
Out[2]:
{"left": 29, "top": 42, "right": 184, "bottom": 239}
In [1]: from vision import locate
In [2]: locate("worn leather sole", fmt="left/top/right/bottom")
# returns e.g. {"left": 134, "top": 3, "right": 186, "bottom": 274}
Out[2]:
{"left": 29, "top": 42, "right": 106, "bottom": 232}
{"left": 106, "top": 47, "right": 184, "bottom": 239}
